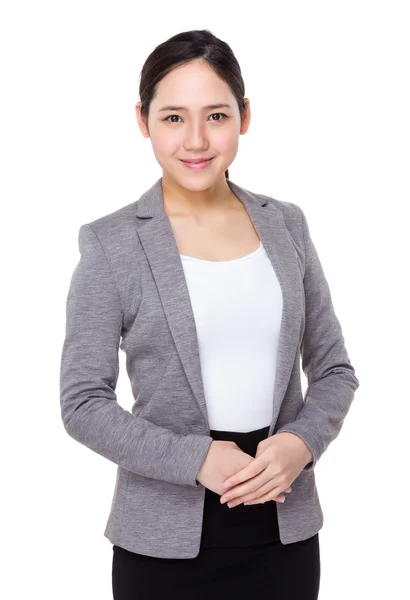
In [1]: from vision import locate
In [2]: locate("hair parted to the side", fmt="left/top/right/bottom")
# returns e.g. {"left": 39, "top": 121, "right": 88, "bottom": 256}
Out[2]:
{"left": 138, "top": 29, "right": 247, "bottom": 181}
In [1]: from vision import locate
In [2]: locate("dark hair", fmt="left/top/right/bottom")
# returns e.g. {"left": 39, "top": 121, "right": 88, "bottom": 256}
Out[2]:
{"left": 138, "top": 29, "right": 247, "bottom": 181}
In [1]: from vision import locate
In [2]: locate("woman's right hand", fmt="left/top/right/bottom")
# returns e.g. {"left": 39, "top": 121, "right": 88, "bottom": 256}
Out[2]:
{"left": 196, "top": 440, "right": 290, "bottom": 502}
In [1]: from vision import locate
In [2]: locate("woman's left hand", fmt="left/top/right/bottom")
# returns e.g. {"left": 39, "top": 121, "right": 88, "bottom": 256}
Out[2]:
{"left": 219, "top": 432, "right": 313, "bottom": 508}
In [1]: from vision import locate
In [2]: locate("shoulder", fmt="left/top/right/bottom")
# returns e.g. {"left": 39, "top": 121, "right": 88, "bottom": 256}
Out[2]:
{"left": 83, "top": 199, "right": 139, "bottom": 240}
{"left": 252, "top": 189, "right": 305, "bottom": 240}
{"left": 74, "top": 199, "right": 144, "bottom": 294}
{"left": 257, "top": 190, "right": 303, "bottom": 223}
{"left": 76, "top": 197, "right": 142, "bottom": 265}
{"left": 74, "top": 199, "right": 144, "bottom": 311}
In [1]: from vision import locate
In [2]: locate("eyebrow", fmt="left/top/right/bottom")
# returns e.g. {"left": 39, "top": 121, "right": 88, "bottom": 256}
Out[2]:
{"left": 158, "top": 103, "right": 232, "bottom": 112}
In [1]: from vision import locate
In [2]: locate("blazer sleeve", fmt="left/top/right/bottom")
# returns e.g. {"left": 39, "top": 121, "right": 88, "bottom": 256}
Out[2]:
{"left": 276, "top": 207, "right": 360, "bottom": 471}
{"left": 60, "top": 223, "right": 213, "bottom": 487}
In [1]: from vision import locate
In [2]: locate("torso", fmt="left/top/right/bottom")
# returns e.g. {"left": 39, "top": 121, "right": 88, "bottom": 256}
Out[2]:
{"left": 165, "top": 195, "right": 261, "bottom": 262}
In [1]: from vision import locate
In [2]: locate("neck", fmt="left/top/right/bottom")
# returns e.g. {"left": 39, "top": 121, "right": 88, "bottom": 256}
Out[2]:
{"left": 161, "top": 174, "right": 238, "bottom": 215}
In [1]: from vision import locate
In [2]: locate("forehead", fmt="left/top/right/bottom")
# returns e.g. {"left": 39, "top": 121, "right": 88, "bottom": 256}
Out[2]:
{"left": 151, "top": 60, "right": 233, "bottom": 109}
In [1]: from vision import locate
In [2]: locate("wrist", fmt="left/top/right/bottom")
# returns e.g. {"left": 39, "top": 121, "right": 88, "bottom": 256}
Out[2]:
{"left": 278, "top": 432, "right": 313, "bottom": 466}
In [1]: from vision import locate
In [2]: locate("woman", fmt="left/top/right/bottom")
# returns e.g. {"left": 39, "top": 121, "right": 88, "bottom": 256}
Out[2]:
{"left": 60, "top": 29, "right": 359, "bottom": 599}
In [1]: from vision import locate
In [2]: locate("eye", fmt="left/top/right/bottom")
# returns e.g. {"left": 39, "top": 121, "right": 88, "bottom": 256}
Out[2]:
{"left": 209, "top": 112, "right": 229, "bottom": 122}
{"left": 163, "top": 114, "right": 182, "bottom": 123}
{"left": 162, "top": 113, "right": 229, "bottom": 123}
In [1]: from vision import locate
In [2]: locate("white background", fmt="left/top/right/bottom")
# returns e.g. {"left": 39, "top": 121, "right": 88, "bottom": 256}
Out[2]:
{"left": 1, "top": 1, "right": 409, "bottom": 598}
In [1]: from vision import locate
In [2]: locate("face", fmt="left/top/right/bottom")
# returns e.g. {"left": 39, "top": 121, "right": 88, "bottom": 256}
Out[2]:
{"left": 136, "top": 59, "right": 250, "bottom": 191}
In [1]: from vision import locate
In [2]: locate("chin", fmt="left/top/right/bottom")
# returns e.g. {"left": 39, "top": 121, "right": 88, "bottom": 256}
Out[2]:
{"left": 164, "top": 166, "right": 228, "bottom": 190}
{"left": 181, "top": 177, "right": 225, "bottom": 192}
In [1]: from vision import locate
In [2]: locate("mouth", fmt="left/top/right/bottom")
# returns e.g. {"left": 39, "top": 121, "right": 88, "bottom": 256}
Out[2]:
{"left": 180, "top": 157, "right": 215, "bottom": 170}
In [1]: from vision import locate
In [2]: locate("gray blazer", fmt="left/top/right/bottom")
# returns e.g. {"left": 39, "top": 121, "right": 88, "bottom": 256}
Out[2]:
{"left": 60, "top": 176, "right": 359, "bottom": 559}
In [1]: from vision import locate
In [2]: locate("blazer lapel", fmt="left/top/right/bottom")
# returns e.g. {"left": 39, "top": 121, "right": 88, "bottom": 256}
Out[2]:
{"left": 135, "top": 177, "right": 304, "bottom": 436}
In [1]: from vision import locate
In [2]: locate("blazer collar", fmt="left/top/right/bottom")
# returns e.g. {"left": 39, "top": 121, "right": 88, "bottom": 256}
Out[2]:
{"left": 135, "top": 177, "right": 304, "bottom": 436}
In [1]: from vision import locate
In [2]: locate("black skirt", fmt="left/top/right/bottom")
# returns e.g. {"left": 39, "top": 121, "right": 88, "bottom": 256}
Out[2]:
{"left": 112, "top": 425, "right": 321, "bottom": 599}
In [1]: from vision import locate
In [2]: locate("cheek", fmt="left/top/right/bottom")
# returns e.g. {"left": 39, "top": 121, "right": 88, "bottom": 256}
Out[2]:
{"left": 212, "top": 126, "right": 239, "bottom": 154}
{"left": 151, "top": 139, "right": 180, "bottom": 164}
{"left": 215, "top": 136, "right": 239, "bottom": 159}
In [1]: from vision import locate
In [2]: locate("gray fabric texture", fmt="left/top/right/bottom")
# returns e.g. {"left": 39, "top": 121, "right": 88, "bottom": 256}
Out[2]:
{"left": 60, "top": 177, "right": 359, "bottom": 558}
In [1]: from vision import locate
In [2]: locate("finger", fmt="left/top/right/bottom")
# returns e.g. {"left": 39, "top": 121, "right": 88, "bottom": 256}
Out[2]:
{"left": 223, "top": 459, "right": 265, "bottom": 489}
{"left": 242, "top": 480, "right": 284, "bottom": 503}
{"left": 221, "top": 470, "right": 269, "bottom": 503}
{"left": 244, "top": 488, "right": 287, "bottom": 506}
{"left": 229, "top": 487, "right": 286, "bottom": 508}
{"left": 227, "top": 483, "right": 292, "bottom": 507}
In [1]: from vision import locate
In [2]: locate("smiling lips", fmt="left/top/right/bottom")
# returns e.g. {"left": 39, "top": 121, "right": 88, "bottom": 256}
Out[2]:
{"left": 181, "top": 158, "right": 213, "bottom": 163}
{"left": 180, "top": 157, "right": 214, "bottom": 169}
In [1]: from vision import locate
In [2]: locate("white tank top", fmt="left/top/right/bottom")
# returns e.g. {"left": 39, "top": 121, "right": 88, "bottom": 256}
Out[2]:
{"left": 180, "top": 241, "right": 283, "bottom": 432}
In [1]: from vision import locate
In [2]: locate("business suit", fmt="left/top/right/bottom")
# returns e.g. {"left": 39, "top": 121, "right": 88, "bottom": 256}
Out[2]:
{"left": 60, "top": 176, "right": 359, "bottom": 560}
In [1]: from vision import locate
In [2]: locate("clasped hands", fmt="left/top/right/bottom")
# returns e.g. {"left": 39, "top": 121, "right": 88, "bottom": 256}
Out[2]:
{"left": 220, "top": 432, "right": 313, "bottom": 508}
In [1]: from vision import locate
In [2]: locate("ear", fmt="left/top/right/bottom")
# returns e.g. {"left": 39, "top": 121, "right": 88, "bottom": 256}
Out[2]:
{"left": 240, "top": 97, "right": 251, "bottom": 135}
{"left": 136, "top": 101, "right": 150, "bottom": 138}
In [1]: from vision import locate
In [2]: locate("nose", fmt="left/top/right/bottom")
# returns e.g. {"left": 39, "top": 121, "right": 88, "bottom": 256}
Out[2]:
{"left": 183, "top": 119, "right": 210, "bottom": 152}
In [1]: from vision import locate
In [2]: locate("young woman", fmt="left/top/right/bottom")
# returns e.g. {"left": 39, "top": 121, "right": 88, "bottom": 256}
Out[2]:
{"left": 60, "top": 29, "right": 359, "bottom": 600}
